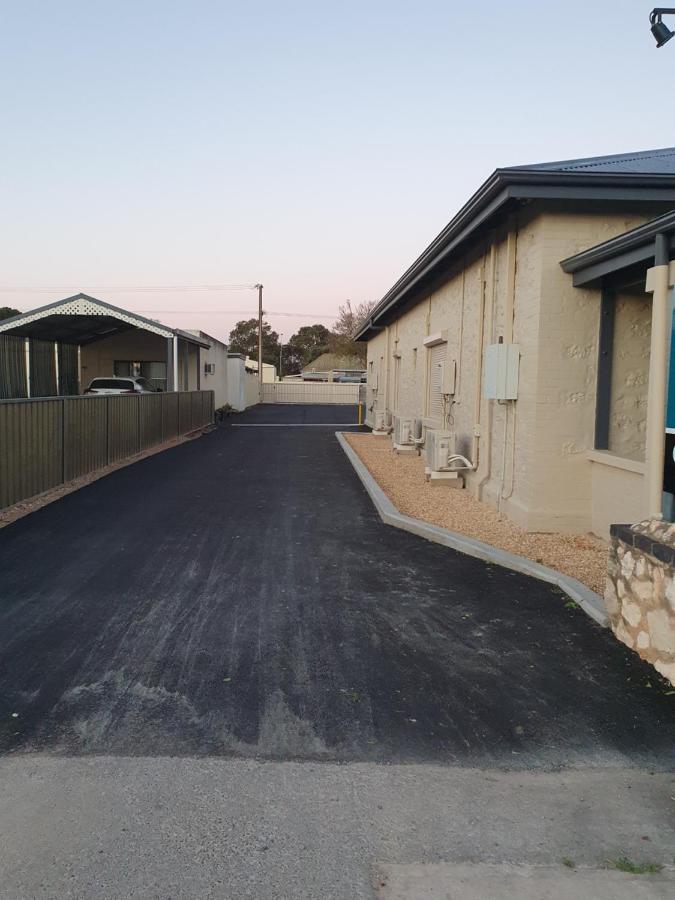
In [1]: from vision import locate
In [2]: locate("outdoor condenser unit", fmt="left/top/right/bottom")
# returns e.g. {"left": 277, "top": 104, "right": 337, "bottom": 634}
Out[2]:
{"left": 425, "top": 429, "right": 457, "bottom": 472}
{"left": 374, "top": 410, "right": 390, "bottom": 432}
{"left": 393, "top": 415, "right": 416, "bottom": 447}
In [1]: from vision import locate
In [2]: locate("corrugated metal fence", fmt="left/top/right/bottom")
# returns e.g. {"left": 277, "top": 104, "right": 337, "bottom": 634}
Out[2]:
{"left": 0, "top": 334, "right": 80, "bottom": 399}
{"left": 0, "top": 390, "right": 214, "bottom": 509}
{"left": 262, "top": 382, "right": 360, "bottom": 404}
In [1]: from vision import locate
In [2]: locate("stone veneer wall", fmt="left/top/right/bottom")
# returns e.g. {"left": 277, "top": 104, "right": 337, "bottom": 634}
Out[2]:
{"left": 605, "top": 519, "right": 675, "bottom": 685}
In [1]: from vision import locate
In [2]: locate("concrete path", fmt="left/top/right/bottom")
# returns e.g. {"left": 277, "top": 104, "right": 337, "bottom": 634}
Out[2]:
{"left": 378, "top": 862, "right": 674, "bottom": 900}
{"left": 1, "top": 758, "right": 673, "bottom": 899}
{"left": 0, "top": 404, "right": 673, "bottom": 897}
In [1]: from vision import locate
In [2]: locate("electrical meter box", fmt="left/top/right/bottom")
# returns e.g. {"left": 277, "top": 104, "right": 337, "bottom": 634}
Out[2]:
{"left": 484, "top": 343, "right": 520, "bottom": 400}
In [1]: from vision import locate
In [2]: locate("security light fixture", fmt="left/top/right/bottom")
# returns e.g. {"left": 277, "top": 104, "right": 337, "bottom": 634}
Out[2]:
{"left": 650, "top": 8, "right": 675, "bottom": 47}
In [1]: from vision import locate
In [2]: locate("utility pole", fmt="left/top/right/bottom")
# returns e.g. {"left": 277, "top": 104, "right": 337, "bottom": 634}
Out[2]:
{"left": 279, "top": 333, "right": 284, "bottom": 380}
{"left": 256, "top": 283, "right": 263, "bottom": 387}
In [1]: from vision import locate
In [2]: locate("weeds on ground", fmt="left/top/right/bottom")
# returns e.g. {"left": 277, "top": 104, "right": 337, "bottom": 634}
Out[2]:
{"left": 607, "top": 857, "right": 664, "bottom": 875}
{"left": 561, "top": 858, "right": 575, "bottom": 869}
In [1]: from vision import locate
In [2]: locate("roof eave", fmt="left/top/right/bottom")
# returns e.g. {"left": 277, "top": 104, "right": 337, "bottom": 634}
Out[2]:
{"left": 356, "top": 170, "right": 675, "bottom": 340}
{"left": 560, "top": 209, "right": 675, "bottom": 287}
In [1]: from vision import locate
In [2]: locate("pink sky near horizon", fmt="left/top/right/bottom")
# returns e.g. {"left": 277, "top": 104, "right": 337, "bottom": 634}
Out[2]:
{"left": 2, "top": 2, "right": 674, "bottom": 346}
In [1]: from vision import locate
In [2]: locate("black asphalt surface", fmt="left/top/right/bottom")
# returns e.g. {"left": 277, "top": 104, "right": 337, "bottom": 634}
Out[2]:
{"left": 0, "top": 404, "right": 673, "bottom": 766}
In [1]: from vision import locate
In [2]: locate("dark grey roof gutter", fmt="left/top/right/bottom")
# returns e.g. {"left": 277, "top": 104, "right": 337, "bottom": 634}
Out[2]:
{"left": 356, "top": 170, "right": 675, "bottom": 340}
{"left": 560, "top": 209, "right": 675, "bottom": 287}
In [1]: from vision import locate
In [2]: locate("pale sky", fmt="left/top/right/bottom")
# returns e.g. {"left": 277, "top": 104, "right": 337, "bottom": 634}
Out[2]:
{"left": 1, "top": 1, "right": 673, "bottom": 343}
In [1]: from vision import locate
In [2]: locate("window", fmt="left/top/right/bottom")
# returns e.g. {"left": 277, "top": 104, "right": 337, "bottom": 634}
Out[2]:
{"left": 114, "top": 360, "right": 167, "bottom": 392}
{"left": 427, "top": 343, "right": 447, "bottom": 420}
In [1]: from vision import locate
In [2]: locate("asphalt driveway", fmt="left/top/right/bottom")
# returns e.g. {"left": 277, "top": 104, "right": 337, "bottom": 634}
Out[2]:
{"left": 0, "top": 404, "right": 672, "bottom": 766}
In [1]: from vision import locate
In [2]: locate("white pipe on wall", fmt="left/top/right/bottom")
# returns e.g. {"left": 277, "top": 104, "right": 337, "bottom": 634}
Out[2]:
{"left": 499, "top": 224, "right": 519, "bottom": 509}
{"left": 471, "top": 254, "right": 488, "bottom": 466}
{"left": 477, "top": 240, "right": 497, "bottom": 495}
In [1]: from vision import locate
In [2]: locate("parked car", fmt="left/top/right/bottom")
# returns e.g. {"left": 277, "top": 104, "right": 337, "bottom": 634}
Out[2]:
{"left": 84, "top": 376, "right": 161, "bottom": 395}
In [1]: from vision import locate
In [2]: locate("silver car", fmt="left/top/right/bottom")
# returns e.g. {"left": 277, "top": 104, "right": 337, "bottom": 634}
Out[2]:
{"left": 84, "top": 376, "right": 160, "bottom": 395}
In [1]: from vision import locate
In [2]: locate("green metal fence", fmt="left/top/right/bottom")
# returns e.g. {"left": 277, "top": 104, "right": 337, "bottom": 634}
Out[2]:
{"left": 0, "top": 390, "right": 214, "bottom": 509}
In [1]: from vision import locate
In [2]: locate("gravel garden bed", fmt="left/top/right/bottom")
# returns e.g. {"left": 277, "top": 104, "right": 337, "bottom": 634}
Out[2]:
{"left": 344, "top": 433, "right": 607, "bottom": 594}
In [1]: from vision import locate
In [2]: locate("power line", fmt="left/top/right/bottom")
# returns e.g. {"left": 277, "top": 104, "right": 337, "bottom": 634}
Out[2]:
{"left": 136, "top": 309, "right": 337, "bottom": 319}
{"left": 0, "top": 284, "right": 258, "bottom": 293}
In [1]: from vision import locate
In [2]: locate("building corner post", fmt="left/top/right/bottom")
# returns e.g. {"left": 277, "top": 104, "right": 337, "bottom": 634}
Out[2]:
{"left": 645, "top": 241, "right": 672, "bottom": 518}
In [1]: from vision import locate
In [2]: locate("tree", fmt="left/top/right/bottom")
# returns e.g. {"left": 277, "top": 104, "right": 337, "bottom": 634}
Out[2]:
{"left": 282, "top": 324, "right": 332, "bottom": 375}
{"left": 329, "top": 300, "right": 376, "bottom": 364}
{"left": 0, "top": 306, "right": 20, "bottom": 321}
{"left": 227, "top": 318, "right": 280, "bottom": 366}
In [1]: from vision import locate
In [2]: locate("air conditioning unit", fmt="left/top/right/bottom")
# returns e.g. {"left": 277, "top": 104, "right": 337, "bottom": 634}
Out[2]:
{"left": 393, "top": 416, "right": 422, "bottom": 447}
{"left": 373, "top": 410, "right": 391, "bottom": 433}
{"left": 204, "top": 362, "right": 216, "bottom": 375}
{"left": 425, "top": 430, "right": 457, "bottom": 471}
{"left": 425, "top": 430, "right": 473, "bottom": 484}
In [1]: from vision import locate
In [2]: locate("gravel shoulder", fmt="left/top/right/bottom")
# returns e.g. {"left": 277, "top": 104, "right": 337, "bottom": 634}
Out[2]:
{"left": 344, "top": 433, "right": 607, "bottom": 594}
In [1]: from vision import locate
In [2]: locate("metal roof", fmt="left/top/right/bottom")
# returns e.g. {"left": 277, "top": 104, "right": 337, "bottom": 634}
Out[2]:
{"left": 355, "top": 147, "right": 675, "bottom": 340}
{"left": 0, "top": 293, "right": 210, "bottom": 348}
{"left": 560, "top": 209, "right": 675, "bottom": 287}
{"left": 506, "top": 146, "right": 675, "bottom": 175}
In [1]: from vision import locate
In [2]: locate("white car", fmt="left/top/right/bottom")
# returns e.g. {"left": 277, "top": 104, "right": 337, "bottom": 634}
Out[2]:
{"left": 84, "top": 376, "right": 161, "bottom": 395}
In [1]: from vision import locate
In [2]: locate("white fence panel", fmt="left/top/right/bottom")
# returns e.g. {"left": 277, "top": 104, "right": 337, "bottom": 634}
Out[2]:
{"left": 262, "top": 382, "right": 360, "bottom": 404}
{"left": 243, "top": 373, "right": 261, "bottom": 408}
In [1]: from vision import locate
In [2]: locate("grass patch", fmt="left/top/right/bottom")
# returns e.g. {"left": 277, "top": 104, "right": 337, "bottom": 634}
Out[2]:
{"left": 607, "top": 857, "right": 664, "bottom": 875}
{"left": 561, "top": 857, "right": 575, "bottom": 869}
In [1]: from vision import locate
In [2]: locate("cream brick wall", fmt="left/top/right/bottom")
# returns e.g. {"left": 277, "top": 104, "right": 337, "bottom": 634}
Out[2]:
{"left": 364, "top": 203, "right": 654, "bottom": 537}
{"left": 609, "top": 292, "right": 650, "bottom": 461}
{"left": 524, "top": 208, "right": 650, "bottom": 533}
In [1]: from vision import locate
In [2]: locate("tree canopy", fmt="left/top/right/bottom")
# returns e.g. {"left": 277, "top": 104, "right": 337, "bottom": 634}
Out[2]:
{"left": 282, "top": 324, "right": 332, "bottom": 375}
{"left": 228, "top": 304, "right": 375, "bottom": 375}
{"left": 0, "top": 306, "right": 21, "bottom": 321}
{"left": 227, "top": 318, "right": 280, "bottom": 366}
{"left": 328, "top": 300, "right": 375, "bottom": 364}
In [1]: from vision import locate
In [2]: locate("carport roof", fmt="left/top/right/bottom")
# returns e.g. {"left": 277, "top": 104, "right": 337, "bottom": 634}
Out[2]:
{"left": 0, "top": 293, "right": 210, "bottom": 347}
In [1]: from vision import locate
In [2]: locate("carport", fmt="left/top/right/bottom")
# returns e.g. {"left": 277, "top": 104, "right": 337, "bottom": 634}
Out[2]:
{"left": 0, "top": 293, "right": 209, "bottom": 398}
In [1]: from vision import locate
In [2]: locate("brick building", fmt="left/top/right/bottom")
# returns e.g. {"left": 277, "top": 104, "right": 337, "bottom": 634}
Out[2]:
{"left": 356, "top": 147, "right": 675, "bottom": 539}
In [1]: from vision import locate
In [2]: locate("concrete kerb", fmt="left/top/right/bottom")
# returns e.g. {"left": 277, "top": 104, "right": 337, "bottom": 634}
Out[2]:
{"left": 336, "top": 432, "right": 609, "bottom": 628}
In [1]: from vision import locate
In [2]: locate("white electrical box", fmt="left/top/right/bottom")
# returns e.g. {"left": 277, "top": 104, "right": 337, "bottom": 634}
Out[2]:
{"left": 442, "top": 358, "right": 456, "bottom": 395}
{"left": 484, "top": 343, "right": 519, "bottom": 400}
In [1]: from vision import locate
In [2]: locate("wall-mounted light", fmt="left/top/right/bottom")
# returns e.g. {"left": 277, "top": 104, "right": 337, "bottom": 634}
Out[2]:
{"left": 650, "top": 8, "right": 675, "bottom": 47}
